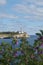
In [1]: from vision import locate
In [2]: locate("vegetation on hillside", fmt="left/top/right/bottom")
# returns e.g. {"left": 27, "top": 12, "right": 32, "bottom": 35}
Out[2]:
{"left": 0, "top": 30, "right": 43, "bottom": 65}
{"left": 0, "top": 31, "right": 20, "bottom": 34}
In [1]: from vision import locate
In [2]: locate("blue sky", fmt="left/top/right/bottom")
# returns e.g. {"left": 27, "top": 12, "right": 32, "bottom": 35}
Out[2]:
{"left": 0, "top": 0, "right": 43, "bottom": 35}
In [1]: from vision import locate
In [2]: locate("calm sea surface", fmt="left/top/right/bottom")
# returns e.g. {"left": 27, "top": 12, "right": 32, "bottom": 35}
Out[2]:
{"left": 0, "top": 35, "right": 37, "bottom": 45}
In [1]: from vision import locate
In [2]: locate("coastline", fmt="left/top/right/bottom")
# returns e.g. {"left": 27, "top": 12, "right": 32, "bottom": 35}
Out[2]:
{"left": 0, "top": 32, "right": 29, "bottom": 39}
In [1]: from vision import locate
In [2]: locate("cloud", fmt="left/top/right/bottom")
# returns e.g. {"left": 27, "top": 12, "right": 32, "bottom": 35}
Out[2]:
{"left": 12, "top": 4, "right": 30, "bottom": 14}
{"left": 0, "top": 0, "right": 6, "bottom": 5}
{"left": 24, "top": 15, "right": 43, "bottom": 21}
{"left": 0, "top": 13, "right": 18, "bottom": 19}
{"left": 12, "top": 0, "right": 43, "bottom": 21}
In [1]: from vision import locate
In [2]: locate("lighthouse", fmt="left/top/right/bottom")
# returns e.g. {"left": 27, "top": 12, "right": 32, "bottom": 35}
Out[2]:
{"left": 19, "top": 26, "right": 24, "bottom": 34}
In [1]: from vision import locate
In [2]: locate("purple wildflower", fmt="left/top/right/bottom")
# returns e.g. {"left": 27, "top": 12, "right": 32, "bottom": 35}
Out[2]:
{"left": 39, "top": 51, "right": 42, "bottom": 54}
{"left": 16, "top": 40, "right": 18, "bottom": 45}
{"left": 13, "top": 53, "right": 18, "bottom": 57}
{"left": 40, "top": 43, "right": 43, "bottom": 49}
{"left": 39, "top": 36, "right": 43, "bottom": 41}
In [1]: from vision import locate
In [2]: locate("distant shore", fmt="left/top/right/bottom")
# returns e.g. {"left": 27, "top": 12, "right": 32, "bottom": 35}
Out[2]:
{"left": 0, "top": 32, "right": 29, "bottom": 38}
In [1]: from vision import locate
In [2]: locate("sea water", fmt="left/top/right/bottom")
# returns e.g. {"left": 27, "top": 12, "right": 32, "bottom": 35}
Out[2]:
{"left": 0, "top": 35, "right": 37, "bottom": 45}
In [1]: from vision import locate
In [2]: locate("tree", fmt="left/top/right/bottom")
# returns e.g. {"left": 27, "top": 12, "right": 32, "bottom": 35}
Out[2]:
{"left": 34, "top": 30, "right": 43, "bottom": 64}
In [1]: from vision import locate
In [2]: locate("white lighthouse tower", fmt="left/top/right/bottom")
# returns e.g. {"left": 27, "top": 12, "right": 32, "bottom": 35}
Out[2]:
{"left": 19, "top": 24, "right": 24, "bottom": 34}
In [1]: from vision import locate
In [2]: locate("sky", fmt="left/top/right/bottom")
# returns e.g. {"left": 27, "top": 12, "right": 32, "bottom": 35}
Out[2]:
{"left": 0, "top": 0, "right": 43, "bottom": 35}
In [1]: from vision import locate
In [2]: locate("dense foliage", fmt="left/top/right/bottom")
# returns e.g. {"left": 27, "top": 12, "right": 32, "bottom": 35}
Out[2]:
{"left": 0, "top": 30, "right": 43, "bottom": 65}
